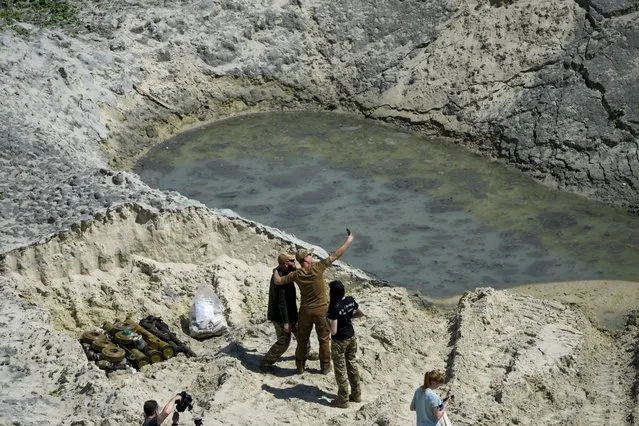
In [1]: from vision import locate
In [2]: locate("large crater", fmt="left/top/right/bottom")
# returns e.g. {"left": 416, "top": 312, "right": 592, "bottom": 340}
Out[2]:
{"left": 2, "top": 0, "right": 639, "bottom": 424}
{"left": 2, "top": 0, "right": 639, "bottom": 250}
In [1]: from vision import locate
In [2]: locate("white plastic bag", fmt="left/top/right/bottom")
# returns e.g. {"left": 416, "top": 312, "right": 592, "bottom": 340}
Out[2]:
{"left": 437, "top": 412, "right": 453, "bottom": 426}
{"left": 189, "top": 284, "right": 228, "bottom": 338}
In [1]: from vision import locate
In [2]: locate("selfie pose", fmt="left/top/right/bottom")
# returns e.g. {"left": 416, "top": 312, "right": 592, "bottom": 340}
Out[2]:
{"left": 273, "top": 229, "right": 355, "bottom": 374}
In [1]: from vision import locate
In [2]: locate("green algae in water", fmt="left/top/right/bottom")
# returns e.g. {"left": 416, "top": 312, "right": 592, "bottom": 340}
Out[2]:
{"left": 135, "top": 111, "right": 639, "bottom": 297}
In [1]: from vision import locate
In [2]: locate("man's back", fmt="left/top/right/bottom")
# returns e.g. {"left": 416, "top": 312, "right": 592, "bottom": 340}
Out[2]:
{"left": 288, "top": 259, "right": 332, "bottom": 308}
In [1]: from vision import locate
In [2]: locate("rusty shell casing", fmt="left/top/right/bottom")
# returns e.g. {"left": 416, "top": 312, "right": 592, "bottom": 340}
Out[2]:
{"left": 127, "top": 348, "right": 150, "bottom": 369}
{"left": 125, "top": 320, "right": 175, "bottom": 358}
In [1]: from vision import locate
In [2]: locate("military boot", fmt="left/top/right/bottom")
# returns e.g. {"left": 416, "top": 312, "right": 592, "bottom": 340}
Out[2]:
{"left": 306, "top": 351, "right": 320, "bottom": 361}
{"left": 349, "top": 392, "right": 361, "bottom": 403}
{"left": 331, "top": 398, "right": 349, "bottom": 408}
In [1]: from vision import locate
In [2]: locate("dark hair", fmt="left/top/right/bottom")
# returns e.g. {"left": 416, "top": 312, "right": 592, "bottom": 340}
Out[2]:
{"left": 143, "top": 400, "right": 158, "bottom": 417}
{"left": 329, "top": 280, "right": 345, "bottom": 307}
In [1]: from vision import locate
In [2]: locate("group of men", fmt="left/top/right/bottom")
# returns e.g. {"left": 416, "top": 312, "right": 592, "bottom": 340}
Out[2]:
{"left": 261, "top": 231, "right": 355, "bottom": 375}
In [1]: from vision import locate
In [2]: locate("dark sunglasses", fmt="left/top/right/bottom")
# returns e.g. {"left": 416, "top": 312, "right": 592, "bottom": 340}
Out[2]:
{"left": 286, "top": 259, "right": 295, "bottom": 263}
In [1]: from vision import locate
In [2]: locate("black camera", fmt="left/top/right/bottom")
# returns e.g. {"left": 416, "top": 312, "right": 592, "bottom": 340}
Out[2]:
{"left": 175, "top": 391, "right": 193, "bottom": 412}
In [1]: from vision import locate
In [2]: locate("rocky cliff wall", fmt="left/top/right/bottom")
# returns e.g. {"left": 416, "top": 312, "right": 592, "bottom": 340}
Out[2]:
{"left": 2, "top": 0, "right": 638, "bottom": 252}
{"left": 83, "top": 0, "right": 639, "bottom": 208}
{"left": 1, "top": 2, "right": 639, "bottom": 423}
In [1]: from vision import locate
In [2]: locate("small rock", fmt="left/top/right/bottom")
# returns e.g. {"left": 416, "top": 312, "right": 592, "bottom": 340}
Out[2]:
{"left": 112, "top": 174, "right": 124, "bottom": 185}
{"left": 145, "top": 126, "right": 158, "bottom": 138}
{"left": 156, "top": 49, "right": 171, "bottom": 62}
{"left": 218, "top": 372, "right": 229, "bottom": 385}
{"left": 109, "top": 41, "right": 125, "bottom": 51}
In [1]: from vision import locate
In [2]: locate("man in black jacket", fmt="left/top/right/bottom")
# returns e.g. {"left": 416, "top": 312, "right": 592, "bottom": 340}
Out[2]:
{"left": 261, "top": 253, "right": 308, "bottom": 371}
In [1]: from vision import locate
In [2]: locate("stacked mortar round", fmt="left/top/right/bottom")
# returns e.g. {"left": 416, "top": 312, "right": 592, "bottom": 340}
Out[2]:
{"left": 79, "top": 321, "right": 176, "bottom": 370}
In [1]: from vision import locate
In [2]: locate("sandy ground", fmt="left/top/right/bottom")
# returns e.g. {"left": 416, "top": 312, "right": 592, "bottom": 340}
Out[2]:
{"left": 509, "top": 280, "right": 639, "bottom": 330}
{"left": 1, "top": 205, "right": 637, "bottom": 425}
{"left": 437, "top": 280, "right": 639, "bottom": 331}
{"left": 1, "top": 0, "right": 638, "bottom": 424}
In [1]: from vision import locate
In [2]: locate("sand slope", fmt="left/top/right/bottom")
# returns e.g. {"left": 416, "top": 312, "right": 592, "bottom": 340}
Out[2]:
{"left": 1, "top": 205, "right": 637, "bottom": 425}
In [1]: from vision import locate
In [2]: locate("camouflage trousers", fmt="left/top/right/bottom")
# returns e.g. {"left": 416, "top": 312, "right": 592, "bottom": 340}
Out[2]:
{"left": 263, "top": 322, "right": 310, "bottom": 365}
{"left": 331, "top": 335, "right": 360, "bottom": 402}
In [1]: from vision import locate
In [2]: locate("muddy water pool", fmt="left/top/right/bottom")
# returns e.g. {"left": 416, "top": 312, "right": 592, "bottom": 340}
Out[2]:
{"left": 135, "top": 112, "right": 639, "bottom": 298}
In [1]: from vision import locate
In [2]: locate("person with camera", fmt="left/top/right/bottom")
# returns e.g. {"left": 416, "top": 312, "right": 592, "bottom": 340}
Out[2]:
{"left": 409, "top": 370, "right": 454, "bottom": 426}
{"left": 273, "top": 230, "right": 354, "bottom": 374}
{"left": 261, "top": 252, "right": 309, "bottom": 371}
{"left": 142, "top": 394, "right": 182, "bottom": 426}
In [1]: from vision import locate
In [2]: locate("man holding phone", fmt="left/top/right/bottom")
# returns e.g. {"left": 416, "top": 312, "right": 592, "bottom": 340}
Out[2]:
{"left": 273, "top": 229, "right": 354, "bottom": 374}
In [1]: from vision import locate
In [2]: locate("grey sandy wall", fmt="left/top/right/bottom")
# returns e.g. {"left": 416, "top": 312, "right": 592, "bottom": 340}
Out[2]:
{"left": 1, "top": 0, "right": 639, "bottom": 252}
{"left": 2, "top": 2, "right": 639, "bottom": 424}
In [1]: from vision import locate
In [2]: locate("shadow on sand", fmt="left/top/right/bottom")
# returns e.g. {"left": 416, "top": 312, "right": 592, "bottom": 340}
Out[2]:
{"left": 220, "top": 340, "right": 334, "bottom": 404}
{"left": 262, "top": 383, "right": 334, "bottom": 406}
{"left": 219, "top": 340, "right": 297, "bottom": 377}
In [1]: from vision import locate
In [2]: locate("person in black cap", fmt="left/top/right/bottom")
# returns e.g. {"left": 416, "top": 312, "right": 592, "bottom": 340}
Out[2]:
{"left": 273, "top": 230, "right": 354, "bottom": 374}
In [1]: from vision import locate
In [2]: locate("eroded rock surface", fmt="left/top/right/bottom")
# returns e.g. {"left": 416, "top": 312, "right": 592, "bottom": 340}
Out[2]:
{"left": 448, "top": 288, "right": 638, "bottom": 425}
{"left": 1, "top": 0, "right": 639, "bottom": 424}
{"left": 1, "top": 0, "right": 639, "bottom": 252}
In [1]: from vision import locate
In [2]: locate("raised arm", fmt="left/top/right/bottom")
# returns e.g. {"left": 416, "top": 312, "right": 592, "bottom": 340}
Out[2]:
{"left": 328, "top": 231, "right": 355, "bottom": 263}
{"left": 157, "top": 394, "right": 181, "bottom": 425}
{"left": 273, "top": 268, "right": 297, "bottom": 286}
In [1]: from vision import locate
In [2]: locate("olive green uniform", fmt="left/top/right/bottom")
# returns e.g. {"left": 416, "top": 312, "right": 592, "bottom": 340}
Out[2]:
{"left": 280, "top": 258, "right": 332, "bottom": 370}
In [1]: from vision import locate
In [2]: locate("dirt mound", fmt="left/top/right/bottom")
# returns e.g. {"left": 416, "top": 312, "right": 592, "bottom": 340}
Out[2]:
{"left": 1, "top": 205, "right": 637, "bottom": 424}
